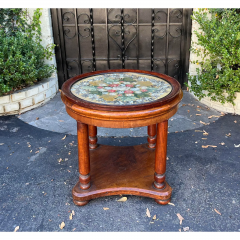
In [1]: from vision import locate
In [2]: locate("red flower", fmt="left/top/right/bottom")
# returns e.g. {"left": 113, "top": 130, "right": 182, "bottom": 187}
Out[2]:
{"left": 118, "top": 94, "right": 122, "bottom": 96}
{"left": 108, "top": 84, "right": 119, "bottom": 87}
{"left": 126, "top": 84, "right": 134, "bottom": 87}
{"left": 124, "top": 90, "right": 134, "bottom": 94}
{"left": 141, "top": 89, "right": 147, "bottom": 92}
{"left": 108, "top": 89, "right": 116, "bottom": 93}
{"left": 97, "top": 86, "right": 103, "bottom": 89}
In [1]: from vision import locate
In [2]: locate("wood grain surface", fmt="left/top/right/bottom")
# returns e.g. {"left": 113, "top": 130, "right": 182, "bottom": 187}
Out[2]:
{"left": 72, "top": 144, "right": 172, "bottom": 204}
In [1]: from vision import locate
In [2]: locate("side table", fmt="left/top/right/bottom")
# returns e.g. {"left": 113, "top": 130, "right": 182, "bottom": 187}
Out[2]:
{"left": 61, "top": 69, "right": 183, "bottom": 206}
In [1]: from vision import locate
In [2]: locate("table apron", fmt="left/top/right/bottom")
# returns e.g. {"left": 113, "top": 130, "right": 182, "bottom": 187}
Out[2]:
{"left": 65, "top": 105, "right": 178, "bottom": 128}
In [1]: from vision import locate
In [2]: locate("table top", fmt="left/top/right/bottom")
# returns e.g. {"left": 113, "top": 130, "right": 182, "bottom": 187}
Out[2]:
{"left": 70, "top": 72, "right": 172, "bottom": 106}
{"left": 61, "top": 69, "right": 182, "bottom": 112}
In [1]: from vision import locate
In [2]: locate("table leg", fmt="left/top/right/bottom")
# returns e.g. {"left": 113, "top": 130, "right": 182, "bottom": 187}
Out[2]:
{"left": 75, "top": 121, "right": 90, "bottom": 206}
{"left": 89, "top": 125, "right": 98, "bottom": 149}
{"left": 154, "top": 120, "right": 170, "bottom": 204}
{"left": 147, "top": 124, "right": 157, "bottom": 148}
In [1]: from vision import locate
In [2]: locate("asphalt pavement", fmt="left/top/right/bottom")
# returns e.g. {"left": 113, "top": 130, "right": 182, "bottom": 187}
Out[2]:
{"left": 0, "top": 109, "right": 240, "bottom": 231}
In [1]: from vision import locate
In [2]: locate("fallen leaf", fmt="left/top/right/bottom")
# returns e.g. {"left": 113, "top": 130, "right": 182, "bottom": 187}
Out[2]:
{"left": 179, "top": 229, "right": 181, "bottom": 232}
{"left": 58, "top": 158, "right": 63, "bottom": 163}
{"left": 35, "top": 151, "right": 39, "bottom": 153}
{"left": 183, "top": 227, "right": 190, "bottom": 231}
{"left": 196, "top": 114, "right": 201, "bottom": 116}
{"left": 62, "top": 135, "right": 67, "bottom": 140}
{"left": 168, "top": 202, "right": 175, "bottom": 206}
{"left": 36, "top": 117, "right": 39, "bottom": 120}
{"left": 59, "top": 120, "right": 64, "bottom": 122}
{"left": 0, "top": 143, "right": 4, "bottom": 145}
{"left": 103, "top": 207, "right": 109, "bottom": 210}
{"left": 195, "top": 130, "right": 203, "bottom": 132}
{"left": 176, "top": 213, "right": 184, "bottom": 225}
{"left": 219, "top": 142, "right": 225, "bottom": 145}
{"left": 187, "top": 110, "right": 190, "bottom": 113}
{"left": 234, "top": 144, "right": 240, "bottom": 148}
{"left": 208, "top": 115, "right": 220, "bottom": 119}
{"left": 202, "top": 138, "right": 207, "bottom": 140}
{"left": 166, "top": 157, "right": 169, "bottom": 160}
{"left": 117, "top": 197, "right": 127, "bottom": 202}
{"left": 69, "top": 213, "right": 73, "bottom": 220}
{"left": 14, "top": 226, "right": 19, "bottom": 232}
{"left": 226, "top": 133, "right": 231, "bottom": 137}
{"left": 202, "top": 145, "right": 217, "bottom": 148}
{"left": 72, "top": 228, "right": 76, "bottom": 231}
{"left": 214, "top": 209, "right": 221, "bottom": 215}
{"left": 234, "top": 120, "right": 237, "bottom": 123}
{"left": 203, "top": 130, "right": 209, "bottom": 136}
{"left": 72, "top": 210, "right": 75, "bottom": 215}
{"left": 152, "top": 215, "right": 156, "bottom": 220}
{"left": 59, "top": 222, "right": 65, "bottom": 229}
{"left": 200, "top": 121, "right": 210, "bottom": 125}
{"left": 146, "top": 208, "right": 151, "bottom": 218}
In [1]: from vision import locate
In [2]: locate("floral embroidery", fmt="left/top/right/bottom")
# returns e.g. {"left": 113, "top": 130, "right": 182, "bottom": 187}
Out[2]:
{"left": 71, "top": 73, "right": 172, "bottom": 105}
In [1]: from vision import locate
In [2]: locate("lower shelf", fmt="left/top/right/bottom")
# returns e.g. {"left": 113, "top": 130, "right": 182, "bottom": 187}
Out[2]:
{"left": 72, "top": 144, "right": 172, "bottom": 205}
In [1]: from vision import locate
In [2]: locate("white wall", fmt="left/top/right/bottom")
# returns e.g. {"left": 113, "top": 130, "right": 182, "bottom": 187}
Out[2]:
{"left": 27, "top": 8, "right": 57, "bottom": 80}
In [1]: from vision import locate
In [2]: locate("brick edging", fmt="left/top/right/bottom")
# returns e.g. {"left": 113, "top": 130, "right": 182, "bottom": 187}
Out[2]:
{"left": 0, "top": 77, "right": 59, "bottom": 115}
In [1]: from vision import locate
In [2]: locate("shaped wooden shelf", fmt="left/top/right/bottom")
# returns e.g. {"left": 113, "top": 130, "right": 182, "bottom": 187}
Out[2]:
{"left": 72, "top": 144, "right": 172, "bottom": 205}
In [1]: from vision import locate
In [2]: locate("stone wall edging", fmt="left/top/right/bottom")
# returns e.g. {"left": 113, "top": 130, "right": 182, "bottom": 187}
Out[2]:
{"left": 0, "top": 77, "right": 59, "bottom": 116}
{"left": 188, "top": 90, "right": 240, "bottom": 115}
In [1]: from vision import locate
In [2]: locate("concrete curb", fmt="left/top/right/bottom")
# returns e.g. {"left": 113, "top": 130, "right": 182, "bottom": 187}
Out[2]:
{"left": 188, "top": 90, "right": 240, "bottom": 115}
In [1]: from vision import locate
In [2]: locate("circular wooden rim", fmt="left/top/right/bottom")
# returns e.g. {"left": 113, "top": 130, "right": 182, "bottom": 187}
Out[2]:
{"left": 61, "top": 69, "right": 181, "bottom": 112}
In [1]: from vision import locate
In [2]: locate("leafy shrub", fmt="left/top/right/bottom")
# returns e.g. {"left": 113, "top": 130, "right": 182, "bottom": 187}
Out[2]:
{"left": 187, "top": 8, "right": 240, "bottom": 104}
{"left": 0, "top": 8, "right": 55, "bottom": 95}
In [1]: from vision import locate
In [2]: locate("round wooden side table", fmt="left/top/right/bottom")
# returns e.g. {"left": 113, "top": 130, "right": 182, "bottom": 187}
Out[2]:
{"left": 61, "top": 69, "right": 183, "bottom": 206}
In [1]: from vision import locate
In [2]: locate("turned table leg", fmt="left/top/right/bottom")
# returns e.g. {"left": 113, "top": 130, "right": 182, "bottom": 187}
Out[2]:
{"left": 75, "top": 121, "right": 90, "bottom": 206}
{"left": 154, "top": 120, "right": 170, "bottom": 205}
{"left": 89, "top": 125, "right": 98, "bottom": 149}
{"left": 148, "top": 124, "right": 157, "bottom": 148}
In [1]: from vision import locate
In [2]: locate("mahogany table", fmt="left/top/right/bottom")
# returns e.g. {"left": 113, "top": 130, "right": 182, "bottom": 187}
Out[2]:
{"left": 61, "top": 69, "right": 183, "bottom": 206}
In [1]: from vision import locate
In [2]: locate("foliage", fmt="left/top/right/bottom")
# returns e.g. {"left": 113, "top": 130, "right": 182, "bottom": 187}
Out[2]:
{"left": 0, "top": 8, "right": 55, "bottom": 95}
{"left": 187, "top": 8, "right": 240, "bottom": 104}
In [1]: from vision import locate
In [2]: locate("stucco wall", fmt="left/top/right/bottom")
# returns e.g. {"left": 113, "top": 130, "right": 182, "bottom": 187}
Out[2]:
{"left": 27, "top": 8, "right": 57, "bottom": 78}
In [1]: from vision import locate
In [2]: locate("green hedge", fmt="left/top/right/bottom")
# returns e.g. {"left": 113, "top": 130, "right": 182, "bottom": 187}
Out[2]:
{"left": 187, "top": 8, "right": 240, "bottom": 104}
{"left": 0, "top": 8, "right": 55, "bottom": 96}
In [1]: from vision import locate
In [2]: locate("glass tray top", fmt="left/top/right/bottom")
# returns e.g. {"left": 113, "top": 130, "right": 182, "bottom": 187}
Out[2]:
{"left": 70, "top": 72, "right": 172, "bottom": 105}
